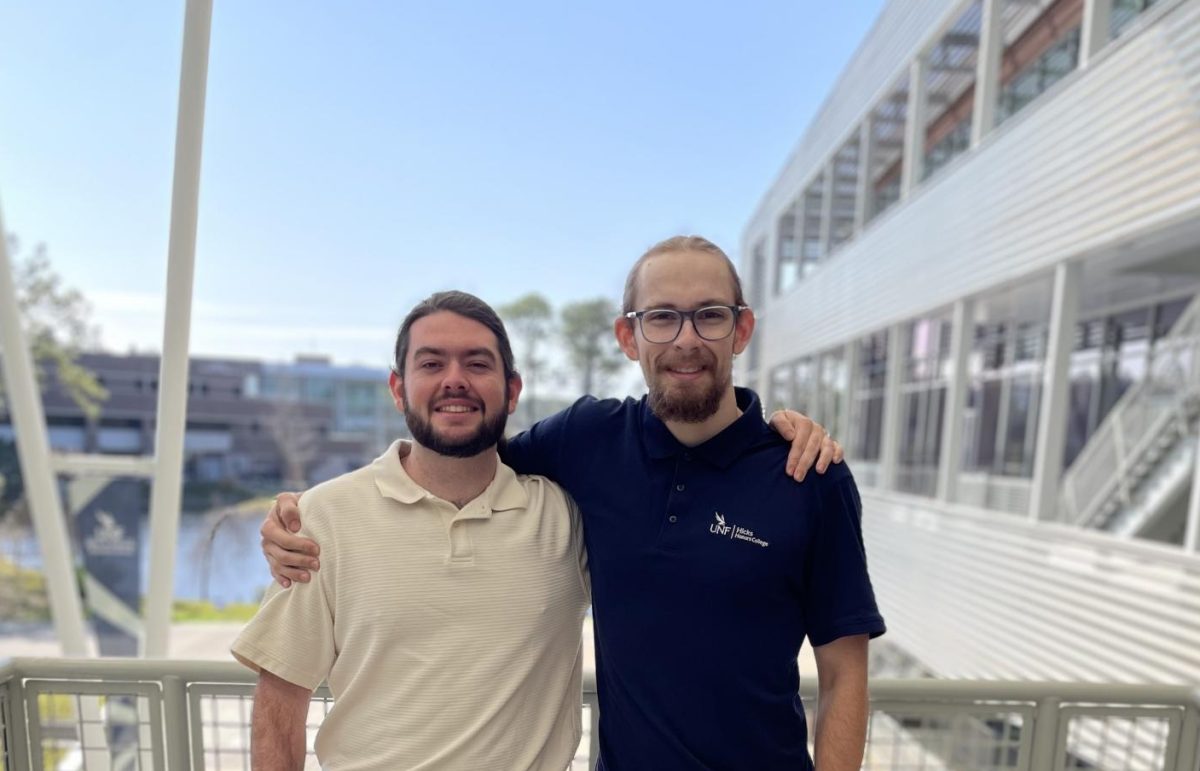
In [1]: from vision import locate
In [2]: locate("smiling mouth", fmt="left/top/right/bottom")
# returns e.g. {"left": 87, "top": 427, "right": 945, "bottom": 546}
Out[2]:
{"left": 435, "top": 404, "right": 480, "bottom": 414}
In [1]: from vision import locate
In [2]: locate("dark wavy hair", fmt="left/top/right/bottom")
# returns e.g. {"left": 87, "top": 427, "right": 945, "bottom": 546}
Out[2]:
{"left": 392, "top": 290, "right": 517, "bottom": 380}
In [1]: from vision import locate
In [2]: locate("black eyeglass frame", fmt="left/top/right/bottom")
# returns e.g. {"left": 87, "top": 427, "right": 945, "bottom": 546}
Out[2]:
{"left": 623, "top": 304, "right": 750, "bottom": 343}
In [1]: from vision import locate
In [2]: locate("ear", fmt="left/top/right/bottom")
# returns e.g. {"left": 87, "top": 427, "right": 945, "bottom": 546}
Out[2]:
{"left": 506, "top": 372, "right": 523, "bottom": 415}
{"left": 731, "top": 307, "right": 755, "bottom": 355}
{"left": 388, "top": 371, "right": 406, "bottom": 412}
{"left": 614, "top": 315, "right": 640, "bottom": 362}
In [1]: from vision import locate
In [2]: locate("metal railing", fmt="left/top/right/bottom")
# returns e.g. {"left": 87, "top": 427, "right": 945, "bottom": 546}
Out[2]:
{"left": 1061, "top": 295, "right": 1200, "bottom": 529}
{"left": 2, "top": 658, "right": 1198, "bottom": 770}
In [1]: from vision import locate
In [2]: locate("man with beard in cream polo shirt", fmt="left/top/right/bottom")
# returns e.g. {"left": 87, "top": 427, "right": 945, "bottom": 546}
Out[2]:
{"left": 232, "top": 291, "right": 590, "bottom": 770}
{"left": 262, "top": 237, "right": 878, "bottom": 769}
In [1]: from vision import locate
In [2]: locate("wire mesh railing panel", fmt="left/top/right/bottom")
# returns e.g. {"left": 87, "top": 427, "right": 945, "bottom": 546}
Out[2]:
{"left": 1059, "top": 707, "right": 1181, "bottom": 771}
{"left": 190, "top": 683, "right": 331, "bottom": 770}
{"left": 24, "top": 680, "right": 161, "bottom": 771}
{"left": 861, "top": 703, "right": 1033, "bottom": 770}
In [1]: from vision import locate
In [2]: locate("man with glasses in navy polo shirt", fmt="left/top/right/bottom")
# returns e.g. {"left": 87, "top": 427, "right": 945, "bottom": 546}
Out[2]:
{"left": 261, "top": 235, "right": 884, "bottom": 770}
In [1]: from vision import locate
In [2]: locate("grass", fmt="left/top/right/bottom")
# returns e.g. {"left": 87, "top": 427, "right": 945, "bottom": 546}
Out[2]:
{"left": 170, "top": 598, "right": 259, "bottom": 622}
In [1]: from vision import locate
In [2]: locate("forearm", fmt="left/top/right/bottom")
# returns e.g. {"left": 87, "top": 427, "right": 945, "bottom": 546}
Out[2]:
{"left": 813, "top": 680, "right": 869, "bottom": 771}
{"left": 251, "top": 671, "right": 311, "bottom": 771}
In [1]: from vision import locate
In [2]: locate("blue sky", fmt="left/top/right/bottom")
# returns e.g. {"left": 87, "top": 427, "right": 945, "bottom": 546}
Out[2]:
{"left": 1, "top": 1, "right": 884, "bottom": 376}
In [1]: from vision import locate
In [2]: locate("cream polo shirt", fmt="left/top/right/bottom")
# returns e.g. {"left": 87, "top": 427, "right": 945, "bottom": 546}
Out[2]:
{"left": 232, "top": 440, "right": 590, "bottom": 771}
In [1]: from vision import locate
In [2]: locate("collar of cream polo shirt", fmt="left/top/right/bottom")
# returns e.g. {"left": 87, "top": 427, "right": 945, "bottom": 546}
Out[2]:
{"left": 371, "top": 439, "right": 529, "bottom": 521}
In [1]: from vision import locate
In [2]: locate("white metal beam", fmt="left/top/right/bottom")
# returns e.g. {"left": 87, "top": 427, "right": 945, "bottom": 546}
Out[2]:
{"left": 818, "top": 163, "right": 835, "bottom": 258}
{"left": 972, "top": 0, "right": 1005, "bottom": 147}
{"left": 854, "top": 118, "right": 876, "bottom": 233}
{"left": 1186, "top": 435, "right": 1200, "bottom": 554}
{"left": 938, "top": 298, "right": 974, "bottom": 502}
{"left": 902, "top": 53, "right": 930, "bottom": 196}
{"left": 879, "top": 323, "right": 907, "bottom": 490}
{"left": 144, "top": 0, "right": 214, "bottom": 658}
{"left": 1030, "top": 262, "right": 1082, "bottom": 522}
{"left": 0, "top": 203, "right": 90, "bottom": 656}
{"left": 1081, "top": 0, "right": 1114, "bottom": 68}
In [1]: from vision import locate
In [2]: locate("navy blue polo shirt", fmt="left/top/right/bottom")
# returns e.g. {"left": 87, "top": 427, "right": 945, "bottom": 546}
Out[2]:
{"left": 504, "top": 387, "right": 886, "bottom": 770}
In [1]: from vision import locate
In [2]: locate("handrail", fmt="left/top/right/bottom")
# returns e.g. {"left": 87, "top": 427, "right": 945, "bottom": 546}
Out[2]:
{"left": 2, "top": 657, "right": 1199, "bottom": 770}
{"left": 1061, "top": 294, "right": 1200, "bottom": 527}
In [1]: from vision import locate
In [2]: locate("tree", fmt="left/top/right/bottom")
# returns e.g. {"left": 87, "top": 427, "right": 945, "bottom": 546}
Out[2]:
{"left": 560, "top": 298, "right": 624, "bottom": 397}
{"left": 1, "top": 236, "right": 108, "bottom": 420}
{"left": 0, "top": 237, "right": 107, "bottom": 522}
{"left": 498, "top": 293, "right": 554, "bottom": 419}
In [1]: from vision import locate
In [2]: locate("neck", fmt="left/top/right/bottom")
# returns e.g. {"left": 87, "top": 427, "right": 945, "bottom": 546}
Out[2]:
{"left": 400, "top": 442, "right": 498, "bottom": 508}
{"left": 663, "top": 387, "right": 742, "bottom": 447}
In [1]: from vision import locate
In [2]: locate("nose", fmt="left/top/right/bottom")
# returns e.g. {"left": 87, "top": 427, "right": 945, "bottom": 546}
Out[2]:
{"left": 441, "top": 361, "right": 469, "bottom": 390}
{"left": 674, "top": 316, "right": 703, "bottom": 348}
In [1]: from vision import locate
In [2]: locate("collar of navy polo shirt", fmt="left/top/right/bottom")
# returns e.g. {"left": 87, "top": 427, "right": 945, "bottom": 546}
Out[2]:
{"left": 641, "top": 387, "right": 774, "bottom": 469}
{"left": 371, "top": 439, "right": 529, "bottom": 517}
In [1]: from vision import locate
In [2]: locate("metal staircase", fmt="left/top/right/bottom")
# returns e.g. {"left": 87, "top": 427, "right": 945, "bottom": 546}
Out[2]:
{"left": 1060, "top": 295, "right": 1200, "bottom": 536}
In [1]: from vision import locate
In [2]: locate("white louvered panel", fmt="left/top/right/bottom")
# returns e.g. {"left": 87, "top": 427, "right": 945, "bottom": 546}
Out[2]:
{"left": 755, "top": 2, "right": 1200, "bottom": 365}
{"left": 749, "top": 0, "right": 963, "bottom": 236}
{"left": 861, "top": 491, "right": 1200, "bottom": 687}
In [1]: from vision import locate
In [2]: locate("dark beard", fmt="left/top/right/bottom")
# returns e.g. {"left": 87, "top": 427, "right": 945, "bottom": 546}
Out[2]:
{"left": 404, "top": 402, "right": 508, "bottom": 458}
{"left": 648, "top": 378, "right": 724, "bottom": 423}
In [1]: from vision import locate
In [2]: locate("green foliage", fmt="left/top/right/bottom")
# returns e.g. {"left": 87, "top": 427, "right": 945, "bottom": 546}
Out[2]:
{"left": 0, "top": 555, "right": 51, "bottom": 622}
{"left": 498, "top": 292, "right": 554, "bottom": 415}
{"left": 170, "top": 598, "right": 259, "bottom": 622}
{"left": 559, "top": 298, "right": 624, "bottom": 396}
{"left": 0, "top": 236, "right": 108, "bottom": 420}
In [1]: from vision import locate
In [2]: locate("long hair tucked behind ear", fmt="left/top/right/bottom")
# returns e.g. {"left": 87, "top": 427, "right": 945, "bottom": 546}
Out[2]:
{"left": 392, "top": 291, "right": 517, "bottom": 379}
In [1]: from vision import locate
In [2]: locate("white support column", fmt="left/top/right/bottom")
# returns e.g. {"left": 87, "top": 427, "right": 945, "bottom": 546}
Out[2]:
{"left": 1080, "top": 0, "right": 1114, "bottom": 68}
{"left": 1185, "top": 433, "right": 1200, "bottom": 553}
{"left": 841, "top": 339, "right": 861, "bottom": 447}
{"left": 854, "top": 117, "right": 875, "bottom": 233}
{"left": 938, "top": 298, "right": 975, "bottom": 502}
{"left": 818, "top": 162, "right": 835, "bottom": 259}
{"left": 879, "top": 323, "right": 908, "bottom": 491}
{"left": 0, "top": 202, "right": 90, "bottom": 656}
{"left": 972, "top": 0, "right": 1005, "bottom": 147}
{"left": 1030, "top": 262, "right": 1083, "bottom": 523}
{"left": 144, "top": 0, "right": 214, "bottom": 658}
{"left": 901, "top": 53, "right": 929, "bottom": 196}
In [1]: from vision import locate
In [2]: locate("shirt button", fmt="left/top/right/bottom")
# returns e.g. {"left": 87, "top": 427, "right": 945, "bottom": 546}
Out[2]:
{"left": 668, "top": 515, "right": 678, "bottom": 523}
{"left": 675, "top": 484, "right": 685, "bottom": 492}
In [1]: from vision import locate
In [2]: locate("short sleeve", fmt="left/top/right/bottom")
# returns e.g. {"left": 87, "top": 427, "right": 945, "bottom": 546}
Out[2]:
{"left": 802, "top": 468, "right": 886, "bottom": 647}
{"left": 231, "top": 499, "right": 337, "bottom": 691}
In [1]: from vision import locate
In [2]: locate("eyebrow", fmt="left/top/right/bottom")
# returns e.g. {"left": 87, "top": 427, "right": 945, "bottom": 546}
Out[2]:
{"left": 412, "top": 346, "right": 498, "bottom": 361}
{"left": 640, "top": 299, "right": 730, "bottom": 310}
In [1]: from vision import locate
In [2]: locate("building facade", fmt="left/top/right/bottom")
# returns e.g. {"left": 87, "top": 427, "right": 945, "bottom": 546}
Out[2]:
{"left": 0, "top": 352, "right": 407, "bottom": 490}
{"left": 740, "top": 0, "right": 1200, "bottom": 548}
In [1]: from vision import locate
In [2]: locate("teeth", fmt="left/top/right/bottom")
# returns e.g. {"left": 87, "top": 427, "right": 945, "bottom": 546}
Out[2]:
{"left": 437, "top": 405, "right": 475, "bottom": 413}
{"left": 672, "top": 367, "right": 701, "bottom": 374}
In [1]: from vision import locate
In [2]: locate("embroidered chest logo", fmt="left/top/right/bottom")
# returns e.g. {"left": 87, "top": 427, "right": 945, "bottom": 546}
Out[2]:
{"left": 709, "top": 511, "right": 769, "bottom": 548}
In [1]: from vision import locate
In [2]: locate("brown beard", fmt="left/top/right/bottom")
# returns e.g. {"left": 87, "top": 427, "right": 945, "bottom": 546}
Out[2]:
{"left": 647, "top": 360, "right": 728, "bottom": 423}
{"left": 404, "top": 393, "right": 508, "bottom": 458}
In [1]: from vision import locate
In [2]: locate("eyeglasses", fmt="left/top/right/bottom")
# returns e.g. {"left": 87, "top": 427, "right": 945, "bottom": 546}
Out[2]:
{"left": 624, "top": 305, "right": 748, "bottom": 344}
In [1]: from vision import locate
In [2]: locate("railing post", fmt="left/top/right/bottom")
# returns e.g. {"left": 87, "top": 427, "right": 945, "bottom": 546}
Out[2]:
{"left": 1028, "top": 696, "right": 1062, "bottom": 771}
{"left": 1176, "top": 698, "right": 1200, "bottom": 771}
{"left": 5, "top": 674, "right": 32, "bottom": 771}
{"left": 161, "top": 675, "right": 191, "bottom": 770}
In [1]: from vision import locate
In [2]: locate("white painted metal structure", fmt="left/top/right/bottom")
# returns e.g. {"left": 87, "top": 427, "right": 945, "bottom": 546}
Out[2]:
{"left": 0, "top": 0, "right": 212, "bottom": 658}
{"left": 3, "top": 658, "right": 1198, "bottom": 771}
{"left": 143, "top": 0, "right": 214, "bottom": 659}
{"left": 0, "top": 205, "right": 90, "bottom": 657}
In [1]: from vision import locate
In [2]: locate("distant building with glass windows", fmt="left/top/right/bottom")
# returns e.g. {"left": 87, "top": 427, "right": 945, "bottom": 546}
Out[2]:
{"left": 739, "top": 0, "right": 1200, "bottom": 685}
{"left": 0, "top": 352, "right": 405, "bottom": 489}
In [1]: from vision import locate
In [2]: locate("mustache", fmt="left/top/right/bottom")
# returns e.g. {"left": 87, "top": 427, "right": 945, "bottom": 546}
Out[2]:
{"left": 656, "top": 352, "right": 715, "bottom": 371}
